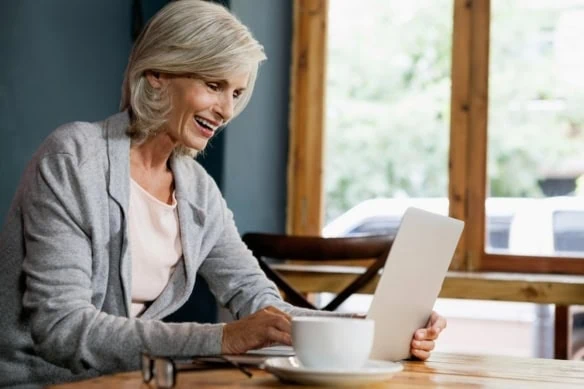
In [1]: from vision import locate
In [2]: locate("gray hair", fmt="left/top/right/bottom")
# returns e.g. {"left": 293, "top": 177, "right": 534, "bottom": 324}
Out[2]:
{"left": 120, "top": 0, "right": 266, "bottom": 153}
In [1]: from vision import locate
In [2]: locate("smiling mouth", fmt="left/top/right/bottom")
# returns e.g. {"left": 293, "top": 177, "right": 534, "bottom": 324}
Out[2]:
{"left": 194, "top": 116, "right": 219, "bottom": 132}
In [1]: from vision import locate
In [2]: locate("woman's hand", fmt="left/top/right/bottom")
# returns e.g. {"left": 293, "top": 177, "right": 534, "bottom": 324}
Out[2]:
{"left": 410, "top": 311, "right": 446, "bottom": 361}
{"left": 221, "top": 306, "right": 292, "bottom": 354}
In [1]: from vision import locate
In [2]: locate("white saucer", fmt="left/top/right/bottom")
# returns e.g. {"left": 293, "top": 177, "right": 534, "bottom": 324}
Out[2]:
{"left": 263, "top": 357, "right": 403, "bottom": 386}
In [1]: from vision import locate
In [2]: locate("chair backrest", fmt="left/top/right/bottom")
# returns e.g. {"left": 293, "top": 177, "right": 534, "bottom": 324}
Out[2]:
{"left": 242, "top": 233, "right": 393, "bottom": 311}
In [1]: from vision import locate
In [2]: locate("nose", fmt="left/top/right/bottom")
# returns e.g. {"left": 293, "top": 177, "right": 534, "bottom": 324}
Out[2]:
{"left": 213, "top": 92, "right": 235, "bottom": 122}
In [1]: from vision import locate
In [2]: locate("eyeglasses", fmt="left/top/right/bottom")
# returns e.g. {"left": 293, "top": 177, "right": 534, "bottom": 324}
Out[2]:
{"left": 141, "top": 353, "right": 253, "bottom": 388}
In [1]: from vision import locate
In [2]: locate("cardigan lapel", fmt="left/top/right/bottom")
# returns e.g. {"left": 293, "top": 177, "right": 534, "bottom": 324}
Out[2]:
{"left": 104, "top": 112, "right": 133, "bottom": 316}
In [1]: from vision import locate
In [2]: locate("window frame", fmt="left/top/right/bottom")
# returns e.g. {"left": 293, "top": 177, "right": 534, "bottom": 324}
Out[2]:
{"left": 287, "top": 0, "right": 584, "bottom": 275}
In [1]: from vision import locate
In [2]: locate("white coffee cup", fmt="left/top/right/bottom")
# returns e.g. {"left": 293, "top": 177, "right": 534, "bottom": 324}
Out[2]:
{"left": 291, "top": 316, "right": 375, "bottom": 370}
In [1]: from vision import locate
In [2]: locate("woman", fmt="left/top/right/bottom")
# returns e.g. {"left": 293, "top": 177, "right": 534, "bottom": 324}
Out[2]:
{"left": 0, "top": 0, "right": 445, "bottom": 386}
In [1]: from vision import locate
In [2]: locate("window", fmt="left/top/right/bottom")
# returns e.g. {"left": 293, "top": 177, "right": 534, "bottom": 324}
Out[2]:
{"left": 288, "top": 0, "right": 584, "bottom": 275}
{"left": 487, "top": 0, "right": 584, "bottom": 264}
{"left": 323, "top": 1, "right": 452, "bottom": 241}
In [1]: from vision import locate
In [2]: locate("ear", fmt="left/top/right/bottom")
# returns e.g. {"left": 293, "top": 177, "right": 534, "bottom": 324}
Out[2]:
{"left": 145, "top": 71, "right": 166, "bottom": 89}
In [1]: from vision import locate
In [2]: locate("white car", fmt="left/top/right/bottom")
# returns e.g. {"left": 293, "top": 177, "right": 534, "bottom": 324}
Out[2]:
{"left": 323, "top": 197, "right": 524, "bottom": 251}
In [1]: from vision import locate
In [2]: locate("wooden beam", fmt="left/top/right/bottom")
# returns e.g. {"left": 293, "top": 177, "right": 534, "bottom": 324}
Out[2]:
{"left": 466, "top": 0, "right": 491, "bottom": 271}
{"left": 273, "top": 265, "right": 584, "bottom": 305}
{"left": 449, "top": 0, "right": 473, "bottom": 270}
{"left": 287, "top": 0, "right": 328, "bottom": 235}
{"left": 482, "top": 253, "right": 584, "bottom": 275}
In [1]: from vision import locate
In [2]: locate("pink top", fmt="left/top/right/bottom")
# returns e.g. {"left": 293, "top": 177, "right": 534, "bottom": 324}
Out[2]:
{"left": 128, "top": 179, "right": 182, "bottom": 317}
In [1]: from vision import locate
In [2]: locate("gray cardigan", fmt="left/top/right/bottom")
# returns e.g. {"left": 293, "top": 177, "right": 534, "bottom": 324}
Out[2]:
{"left": 0, "top": 112, "right": 305, "bottom": 387}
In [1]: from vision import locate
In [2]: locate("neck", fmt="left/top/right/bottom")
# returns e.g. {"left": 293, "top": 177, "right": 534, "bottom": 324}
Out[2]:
{"left": 130, "top": 132, "right": 176, "bottom": 174}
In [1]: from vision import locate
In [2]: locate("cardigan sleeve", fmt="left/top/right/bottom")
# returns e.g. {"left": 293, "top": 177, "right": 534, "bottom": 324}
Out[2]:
{"left": 21, "top": 153, "right": 224, "bottom": 375}
{"left": 196, "top": 175, "right": 342, "bottom": 319}
{"left": 197, "top": 193, "right": 290, "bottom": 319}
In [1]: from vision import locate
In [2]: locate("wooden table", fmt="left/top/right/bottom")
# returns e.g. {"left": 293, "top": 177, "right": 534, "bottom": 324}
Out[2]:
{"left": 49, "top": 352, "right": 584, "bottom": 388}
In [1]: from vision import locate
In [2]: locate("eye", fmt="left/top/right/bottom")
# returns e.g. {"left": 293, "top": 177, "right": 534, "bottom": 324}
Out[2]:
{"left": 206, "top": 82, "right": 220, "bottom": 91}
{"left": 233, "top": 90, "right": 243, "bottom": 100}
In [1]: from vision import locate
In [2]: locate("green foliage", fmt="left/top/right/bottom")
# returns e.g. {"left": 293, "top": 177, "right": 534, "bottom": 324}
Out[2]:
{"left": 324, "top": 0, "right": 584, "bottom": 222}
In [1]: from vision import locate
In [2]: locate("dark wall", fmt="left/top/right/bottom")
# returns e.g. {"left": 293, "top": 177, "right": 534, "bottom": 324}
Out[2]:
{"left": 224, "top": 0, "right": 292, "bottom": 235}
{"left": 0, "top": 0, "right": 135, "bottom": 224}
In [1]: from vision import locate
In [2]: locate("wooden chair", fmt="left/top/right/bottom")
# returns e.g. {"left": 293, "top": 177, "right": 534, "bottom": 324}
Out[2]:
{"left": 242, "top": 233, "right": 393, "bottom": 311}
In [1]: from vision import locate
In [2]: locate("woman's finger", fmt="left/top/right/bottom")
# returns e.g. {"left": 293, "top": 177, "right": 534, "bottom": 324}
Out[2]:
{"left": 415, "top": 328, "right": 432, "bottom": 340}
{"left": 272, "top": 315, "right": 292, "bottom": 334}
{"left": 411, "top": 348, "right": 430, "bottom": 361}
{"left": 266, "top": 326, "right": 292, "bottom": 346}
{"left": 429, "top": 312, "right": 447, "bottom": 330}
{"left": 262, "top": 307, "right": 292, "bottom": 333}
{"left": 415, "top": 326, "right": 440, "bottom": 340}
{"left": 429, "top": 311, "right": 440, "bottom": 322}
{"left": 425, "top": 326, "right": 441, "bottom": 340}
{"left": 411, "top": 339, "right": 435, "bottom": 352}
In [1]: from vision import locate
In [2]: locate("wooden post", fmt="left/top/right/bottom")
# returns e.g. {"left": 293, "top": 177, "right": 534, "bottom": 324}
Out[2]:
{"left": 554, "top": 305, "right": 571, "bottom": 359}
{"left": 466, "top": 0, "right": 490, "bottom": 270}
{"left": 287, "top": 0, "right": 328, "bottom": 235}
{"left": 449, "top": 0, "right": 473, "bottom": 270}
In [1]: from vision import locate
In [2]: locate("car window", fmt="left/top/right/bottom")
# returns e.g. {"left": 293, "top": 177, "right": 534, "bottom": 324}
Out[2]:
{"left": 553, "top": 211, "right": 584, "bottom": 253}
{"left": 348, "top": 219, "right": 400, "bottom": 237}
{"left": 487, "top": 215, "right": 513, "bottom": 250}
{"left": 347, "top": 215, "right": 513, "bottom": 251}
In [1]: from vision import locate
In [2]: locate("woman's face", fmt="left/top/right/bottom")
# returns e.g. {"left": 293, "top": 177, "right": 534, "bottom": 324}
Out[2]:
{"left": 148, "top": 71, "right": 249, "bottom": 151}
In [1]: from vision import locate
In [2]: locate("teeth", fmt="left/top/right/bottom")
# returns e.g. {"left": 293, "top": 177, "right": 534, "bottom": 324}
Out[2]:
{"left": 195, "top": 116, "right": 218, "bottom": 131}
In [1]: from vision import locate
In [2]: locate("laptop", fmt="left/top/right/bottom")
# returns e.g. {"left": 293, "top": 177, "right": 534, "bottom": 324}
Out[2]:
{"left": 249, "top": 207, "right": 463, "bottom": 362}
{"left": 367, "top": 207, "right": 464, "bottom": 361}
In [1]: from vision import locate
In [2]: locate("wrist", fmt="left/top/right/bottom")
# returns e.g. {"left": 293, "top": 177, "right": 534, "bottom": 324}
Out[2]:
{"left": 220, "top": 322, "right": 230, "bottom": 354}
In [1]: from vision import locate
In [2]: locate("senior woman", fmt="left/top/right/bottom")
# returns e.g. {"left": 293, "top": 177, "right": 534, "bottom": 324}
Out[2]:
{"left": 0, "top": 0, "right": 445, "bottom": 386}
